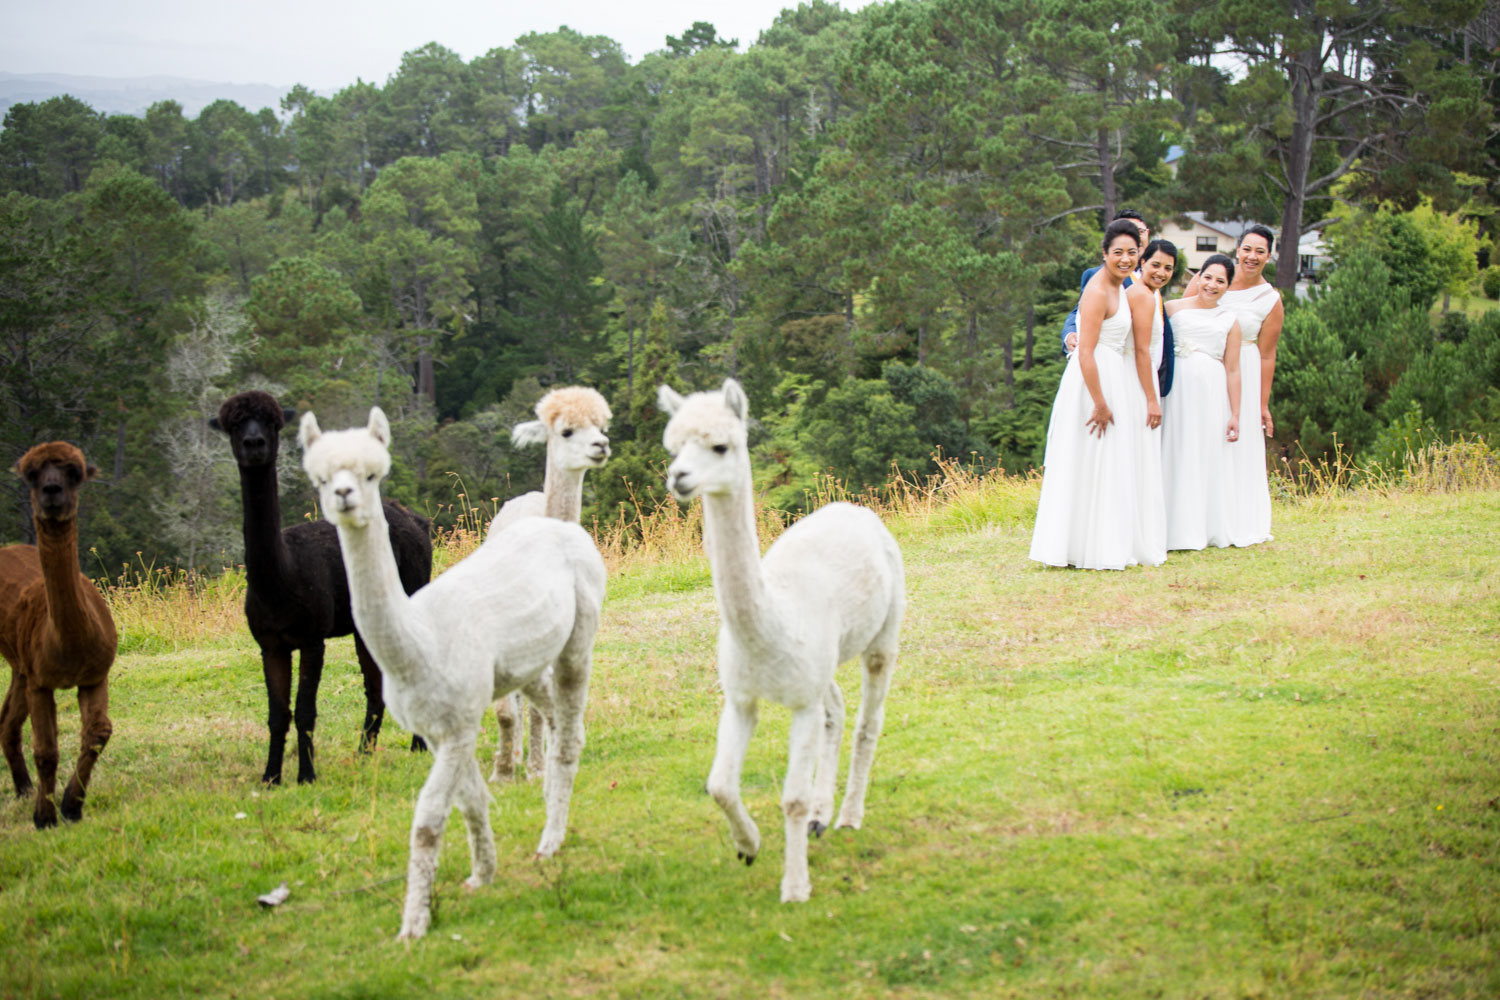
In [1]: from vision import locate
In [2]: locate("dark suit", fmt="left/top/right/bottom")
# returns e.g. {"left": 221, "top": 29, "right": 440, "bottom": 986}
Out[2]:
{"left": 1060, "top": 266, "right": 1175, "bottom": 398}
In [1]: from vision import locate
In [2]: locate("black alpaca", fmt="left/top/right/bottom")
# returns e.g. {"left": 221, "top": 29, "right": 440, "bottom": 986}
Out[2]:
{"left": 211, "top": 391, "right": 432, "bottom": 784}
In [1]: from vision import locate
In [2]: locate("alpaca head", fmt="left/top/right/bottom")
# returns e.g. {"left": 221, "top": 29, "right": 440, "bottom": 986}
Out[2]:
{"left": 13, "top": 442, "right": 96, "bottom": 524}
{"left": 298, "top": 408, "right": 393, "bottom": 530}
{"left": 211, "top": 391, "right": 298, "bottom": 469}
{"left": 514, "top": 386, "right": 612, "bottom": 473}
{"left": 658, "top": 379, "right": 750, "bottom": 502}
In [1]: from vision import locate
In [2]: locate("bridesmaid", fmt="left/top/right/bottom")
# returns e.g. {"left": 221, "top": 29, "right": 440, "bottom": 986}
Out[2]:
{"left": 1184, "top": 225, "right": 1280, "bottom": 545}
{"left": 1030, "top": 220, "right": 1162, "bottom": 570}
{"left": 1162, "top": 254, "right": 1243, "bottom": 551}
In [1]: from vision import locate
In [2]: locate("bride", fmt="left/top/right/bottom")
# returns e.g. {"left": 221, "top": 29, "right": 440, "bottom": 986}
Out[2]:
{"left": 1162, "top": 254, "right": 1244, "bottom": 551}
{"left": 1029, "top": 220, "right": 1164, "bottom": 570}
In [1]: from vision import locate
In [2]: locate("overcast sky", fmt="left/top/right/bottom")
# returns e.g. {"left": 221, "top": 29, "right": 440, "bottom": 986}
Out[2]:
{"left": 3, "top": 0, "right": 875, "bottom": 91}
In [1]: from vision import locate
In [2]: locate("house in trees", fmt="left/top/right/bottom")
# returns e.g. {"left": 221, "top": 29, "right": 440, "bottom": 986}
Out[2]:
{"left": 1158, "top": 213, "right": 1280, "bottom": 272}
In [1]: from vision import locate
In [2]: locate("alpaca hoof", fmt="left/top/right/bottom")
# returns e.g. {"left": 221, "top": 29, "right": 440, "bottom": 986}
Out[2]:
{"left": 60, "top": 794, "right": 83, "bottom": 823}
{"left": 296, "top": 772, "right": 317, "bottom": 785}
{"left": 14, "top": 782, "right": 33, "bottom": 799}
{"left": 261, "top": 772, "right": 282, "bottom": 787}
{"left": 809, "top": 821, "right": 828, "bottom": 838}
{"left": 780, "top": 883, "right": 811, "bottom": 903}
{"left": 33, "top": 808, "right": 57, "bottom": 830}
{"left": 737, "top": 851, "right": 756, "bottom": 867}
{"left": 410, "top": 735, "right": 428, "bottom": 753}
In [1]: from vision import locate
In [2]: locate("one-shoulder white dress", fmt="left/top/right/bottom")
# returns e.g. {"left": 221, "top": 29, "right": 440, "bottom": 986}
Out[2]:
{"left": 1220, "top": 283, "right": 1277, "bottom": 546}
{"left": 1161, "top": 303, "right": 1237, "bottom": 551}
{"left": 1030, "top": 283, "right": 1165, "bottom": 570}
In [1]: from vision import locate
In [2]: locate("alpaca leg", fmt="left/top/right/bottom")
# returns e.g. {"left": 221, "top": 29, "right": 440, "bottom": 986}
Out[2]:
{"left": 293, "top": 642, "right": 324, "bottom": 784}
{"left": 489, "top": 693, "right": 521, "bottom": 783}
{"left": 521, "top": 679, "right": 557, "bottom": 793}
{"left": 836, "top": 646, "right": 898, "bottom": 831}
{"left": 706, "top": 696, "right": 761, "bottom": 863}
{"left": 60, "top": 681, "right": 111, "bottom": 823}
{"left": 399, "top": 743, "right": 465, "bottom": 941}
{"left": 1, "top": 671, "right": 32, "bottom": 798}
{"left": 536, "top": 654, "right": 590, "bottom": 858}
{"left": 260, "top": 647, "right": 293, "bottom": 785}
{"left": 780, "top": 706, "right": 823, "bottom": 903}
{"left": 525, "top": 700, "right": 547, "bottom": 782}
{"left": 25, "top": 684, "right": 59, "bottom": 829}
{"left": 353, "top": 634, "right": 385, "bottom": 753}
{"left": 810, "top": 682, "right": 844, "bottom": 836}
{"left": 457, "top": 753, "right": 497, "bottom": 888}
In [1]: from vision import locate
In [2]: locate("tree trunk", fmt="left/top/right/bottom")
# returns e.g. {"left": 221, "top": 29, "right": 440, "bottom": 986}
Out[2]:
{"left": 1097, "top": 122, "right": 1117, "bottom": 223}
{"left": 1023, "top": 301, "right": 1036, "bottom": 371}
{"left": 1277, "top": 13, "right": 1323, "bottom": 291}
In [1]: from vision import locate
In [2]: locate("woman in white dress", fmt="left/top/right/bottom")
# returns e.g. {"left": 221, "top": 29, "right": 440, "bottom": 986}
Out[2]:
{"left": 1162, "top": 254, "right": 1244, "bottom": 551}
{"left": 1030, "top": 220, "right": 1164, "bottom": 570}
{"left": 1124, "top": 239, "right": 1178, "bottom": 565}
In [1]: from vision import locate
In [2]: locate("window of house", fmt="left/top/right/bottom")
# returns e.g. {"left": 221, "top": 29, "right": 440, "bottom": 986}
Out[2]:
{"left": 1196, "top": 236, "right": 1218, "bottom": 252}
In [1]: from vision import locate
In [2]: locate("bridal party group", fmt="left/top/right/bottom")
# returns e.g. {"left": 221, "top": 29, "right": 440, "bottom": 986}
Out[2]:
{"left": 1029, "top": 212, "right": 1281, "bottom": 571}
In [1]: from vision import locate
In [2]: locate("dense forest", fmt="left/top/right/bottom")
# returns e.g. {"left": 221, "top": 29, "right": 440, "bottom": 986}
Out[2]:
{"left": 3, "top": 0, "right": 1499, "bottom": 573}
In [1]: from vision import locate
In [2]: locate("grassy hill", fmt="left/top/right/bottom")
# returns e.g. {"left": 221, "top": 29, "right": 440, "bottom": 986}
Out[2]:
{"left": 2, "top": 468, "right": 1497, "bottom": 998}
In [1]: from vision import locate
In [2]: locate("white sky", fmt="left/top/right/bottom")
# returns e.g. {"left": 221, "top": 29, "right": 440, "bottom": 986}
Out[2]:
{"left": 3, "top": 0, "right": 874, "bottom": 91}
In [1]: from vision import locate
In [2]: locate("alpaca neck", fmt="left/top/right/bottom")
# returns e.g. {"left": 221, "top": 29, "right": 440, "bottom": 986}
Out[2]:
{"left": 34, "top": 517, "right": 94, "bottom": 642}
{"left": 237, "top": 461, "right": 291, "bottom": 590}
{"left": 701, "top": 480, "right": 781, "bottom": 650}
{"left": 334, "top": 500, "right": 427, "bottom": 685}
{"left": 542, "top": 457, "right": 585, "bottom": 523}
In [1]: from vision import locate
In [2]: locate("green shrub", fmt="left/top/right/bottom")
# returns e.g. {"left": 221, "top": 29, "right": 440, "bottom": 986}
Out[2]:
{"left": 1482, "top": 266, "right": 1500, "bottom": 300}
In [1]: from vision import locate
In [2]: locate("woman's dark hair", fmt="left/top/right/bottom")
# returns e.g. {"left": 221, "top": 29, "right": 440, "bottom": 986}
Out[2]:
{"left": 1101, "top": 218, "right": 1142, "bottom": 253}
{"left": 1142, "top": 238, "right": 1178, "bottom": 263}
{"left": 1236, "top": 224, "right": 1275, "bottom": 252}
{"left": 1200, "top": 253, "right": 1237, "bottom": 284}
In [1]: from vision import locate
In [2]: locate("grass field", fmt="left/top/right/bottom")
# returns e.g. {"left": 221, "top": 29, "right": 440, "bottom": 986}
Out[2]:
{"left": 2, "top": 474, "right": 1498, "bottom": 999}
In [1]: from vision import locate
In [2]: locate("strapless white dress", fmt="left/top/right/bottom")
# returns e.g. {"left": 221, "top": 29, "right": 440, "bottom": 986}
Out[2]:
{"left": 1030, "top": 284, "right": 1165, "bottom": 570}
{"left": 1161, "top": 303, "right": 1237, "bottom": 551}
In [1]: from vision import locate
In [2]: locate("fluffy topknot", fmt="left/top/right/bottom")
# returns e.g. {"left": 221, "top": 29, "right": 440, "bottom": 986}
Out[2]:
{"left": 217, "top": 390, "right": 288, "bottom": 433}
{"left": 662, "top": 386, "right": 749, "bottom": 455}
{"left": 535, "top": 386, "right": 611, "bottom": 431}
{"left": 15, "top": 441, "right": 90, "bottom": 481}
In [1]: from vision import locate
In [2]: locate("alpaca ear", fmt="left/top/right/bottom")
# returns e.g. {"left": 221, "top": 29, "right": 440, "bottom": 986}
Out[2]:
{"left": 207, "top": 416, "right": 222, "bottom": 433}
{"left": 84, "top": 464, "right": 99, "bottom": 482}
{"left": 511, "top": 420, "right": 548, "bottom": 448}
{"left": 657, "top": 384, "right": 685, "bottom": 415}
{"left": 722, "top": 379, "right": 748, "bottom": 421}
{"left": 298, "top": 412, "right": 322, "bottom": 450}
{"left": 281, "top": 407, "right": 297, "bottom": 426}
{"left": 367, "top": 407, "right": 391, "bottom": 446}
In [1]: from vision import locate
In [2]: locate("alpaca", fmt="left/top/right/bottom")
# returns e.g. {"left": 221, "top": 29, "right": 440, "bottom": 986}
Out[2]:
{"left": 300, "top": 407, "right": 606, "bottom": 941}
{"left": 211, "top": 391, "right": 433, "bottom": 785}
{"left": 659, "top": 379, "right": 905, "bottom": 903}
{"left": 0, "top": 443, "right": 117, "bottom": 828}
{"left": 487, "top": 386, "right": 611, "bottom": 783}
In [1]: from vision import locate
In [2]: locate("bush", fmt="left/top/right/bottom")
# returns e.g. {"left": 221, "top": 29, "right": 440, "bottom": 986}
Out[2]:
{"left": 1482, "top": 266, "right": 1500, "bottom": 301}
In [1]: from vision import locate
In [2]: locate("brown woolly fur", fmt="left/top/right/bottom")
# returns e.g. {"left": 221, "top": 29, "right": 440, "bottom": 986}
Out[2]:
{"left": 1, "top": 442, "right": 118, "bottom": 829}
{"left": 535, "top": 386, "right": 612, "bottom": 430}
{"left": 215, "top": 391, "right": 288, "bottom": 434}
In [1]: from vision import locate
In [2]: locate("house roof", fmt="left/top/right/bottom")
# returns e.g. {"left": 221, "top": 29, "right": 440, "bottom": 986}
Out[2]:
{"left": 1181, "top": 211, "right": 1277, "bottom": 242}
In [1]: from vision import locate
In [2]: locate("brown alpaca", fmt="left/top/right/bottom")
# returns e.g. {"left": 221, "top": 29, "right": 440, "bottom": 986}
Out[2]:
{"left": 0, "top": 442, "right": 118, "bottom": 828}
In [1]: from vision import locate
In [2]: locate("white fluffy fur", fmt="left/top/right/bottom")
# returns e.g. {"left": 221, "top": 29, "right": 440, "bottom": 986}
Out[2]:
{"left": 659, "top": 379, "right": 905, "bottom": 903}
{"left": 487, "top": 387, "right": 611, "bottom": 782}
{"left": 300, "top": 407, "right": 606, "bottom": 941}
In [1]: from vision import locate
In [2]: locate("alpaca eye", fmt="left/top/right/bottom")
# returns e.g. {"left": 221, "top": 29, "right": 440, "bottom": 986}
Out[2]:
{"left": 561, "top": 429, "right": 573, "bottom": 438}
{"left": 366, "top": 473, "right": 376, "bottom": 482}
{"left": 713, "top": 444, "right": 729, "bottom": 455}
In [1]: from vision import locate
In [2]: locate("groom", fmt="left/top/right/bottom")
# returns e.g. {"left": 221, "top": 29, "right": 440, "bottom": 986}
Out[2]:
{"left": 1060, "top": 209, "right": 1175, "bottom": 399}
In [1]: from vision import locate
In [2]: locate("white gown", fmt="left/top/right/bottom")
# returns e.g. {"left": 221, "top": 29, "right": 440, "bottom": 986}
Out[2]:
{"left": 1220, "top": 283, "right": 1277, "bottom": 546}
{"left": 1030, "top": 283, "right": 1166, "bottom": 570}
{"left": 1161, "top": 303, "right": 1237, "bottom": 551}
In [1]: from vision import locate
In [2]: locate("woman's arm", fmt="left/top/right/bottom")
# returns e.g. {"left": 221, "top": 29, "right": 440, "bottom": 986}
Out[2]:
{"left": 1126, "top": 283, "right": 1161, "bottom": 428}
{"left": 1257, "top": 297, "right": 1283, "bottom": 438}
{"left": 1223, "top": 320, "right": 1243, "bottom": 443}
{"left": 1077, "top": 279, "right": 1113, "bottom": 436}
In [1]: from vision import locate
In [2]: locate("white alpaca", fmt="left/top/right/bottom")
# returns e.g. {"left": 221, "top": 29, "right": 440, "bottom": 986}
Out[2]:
{"left": 300, "top": 407, "right": 606, "bottom": 941}
{"left": 658, "top": 379, "right": 905, "bottom": 903}
{"left": 487, "top": 387, "right": 612, "bottom": 782}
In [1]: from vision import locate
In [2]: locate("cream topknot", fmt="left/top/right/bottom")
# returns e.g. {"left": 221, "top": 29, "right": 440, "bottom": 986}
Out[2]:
{"left": 301, "top": 424, "right": 393, "bottom": 482}
{"left": 662, "top": 389, "right": 748, "bottom": 455}
{"left": 536, "top": 386, "right": 611, "bottom": 431}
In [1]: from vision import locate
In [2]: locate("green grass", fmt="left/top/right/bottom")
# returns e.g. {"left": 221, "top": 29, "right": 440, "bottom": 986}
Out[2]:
{"left": 3, "top": 486, "right": 1499, "bottom": 998}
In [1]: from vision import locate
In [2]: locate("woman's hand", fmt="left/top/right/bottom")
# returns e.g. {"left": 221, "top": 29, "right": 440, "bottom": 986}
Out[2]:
{"left": 1087, "top": 401, "right": 1114, "bottom": 436}
{"left": 1260, "top": 406, "right": 1274, "bottom": 438}
{"left": 1226, "top": 416, "right": 1240, "bottom": 443}
{"left": 1145, "top": 399, "right": 1162, "bottom": 430}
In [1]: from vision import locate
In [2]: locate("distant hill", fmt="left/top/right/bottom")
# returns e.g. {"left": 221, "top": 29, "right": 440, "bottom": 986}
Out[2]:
{"left": 0, "top": 72, "right": 294, "bottom": 119}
